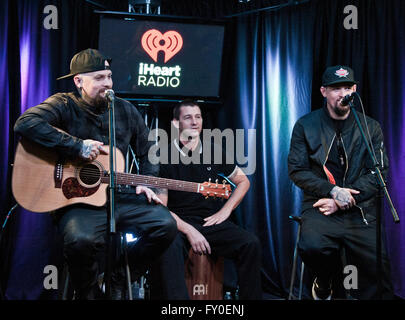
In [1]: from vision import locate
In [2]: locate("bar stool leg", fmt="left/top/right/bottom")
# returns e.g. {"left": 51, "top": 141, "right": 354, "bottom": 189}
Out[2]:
{"left": 122, "top": 234, "right": 133, "bottom": 300}
{"left": 288, "top": 216, "right": 304, "bottom": 300}
{"left": 288, "top": 236, "right": 299, "bottom": 300}
{"left": 298, "top": 262, "right": 305, "bottom": 300}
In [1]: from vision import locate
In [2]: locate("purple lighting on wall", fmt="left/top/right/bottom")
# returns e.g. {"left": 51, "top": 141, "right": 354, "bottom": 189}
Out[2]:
{"left": 19, "top": 36, "right": 30, "bottom": 110}
{"left": 18, "top": 2, "right": 51, "bottom": 112}
{"left": 5, "top": 0, "right": 55, "bottom": 300}
{"left": 0, "top": 1, "right": 10, "bottom": 200}
{"left": 385, "top": 76, "right": 405, "bottom": 298}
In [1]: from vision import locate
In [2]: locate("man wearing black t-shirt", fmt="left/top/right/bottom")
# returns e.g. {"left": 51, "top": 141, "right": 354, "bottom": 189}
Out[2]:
{"left": 151, "top": 100, "right": 262, "bottom": 300}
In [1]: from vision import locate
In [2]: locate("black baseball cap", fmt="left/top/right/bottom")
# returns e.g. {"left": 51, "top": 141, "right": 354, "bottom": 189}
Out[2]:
{"left": 322, "top": 65, "right": 358, "bottom": 87}
{"left": 57, "top": 48, "right": 112, "bottom": 80}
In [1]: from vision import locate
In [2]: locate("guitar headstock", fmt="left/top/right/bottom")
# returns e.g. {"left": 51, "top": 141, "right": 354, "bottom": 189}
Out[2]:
{"left": 198, "top": 179, "right": 232, "bottom": 199}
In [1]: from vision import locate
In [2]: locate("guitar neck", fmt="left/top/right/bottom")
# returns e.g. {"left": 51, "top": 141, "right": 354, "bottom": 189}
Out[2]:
{"left": 101, "top": 172, "right": 200, "bottom": 193}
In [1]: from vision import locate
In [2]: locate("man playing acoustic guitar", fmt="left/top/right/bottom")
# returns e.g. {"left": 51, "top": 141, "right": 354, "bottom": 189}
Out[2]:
{"left": 14, "top": 48, "right": 177, "bottom": 299}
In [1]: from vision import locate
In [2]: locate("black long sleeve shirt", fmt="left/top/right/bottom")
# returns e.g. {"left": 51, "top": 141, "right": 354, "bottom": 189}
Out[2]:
{"left": 14, "top": 92, "right": 158, "bottom": 179}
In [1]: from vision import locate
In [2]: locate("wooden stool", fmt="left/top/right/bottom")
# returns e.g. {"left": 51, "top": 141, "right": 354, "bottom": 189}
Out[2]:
{"left": 185, "top": 249, "right": 224, "bottom": 300}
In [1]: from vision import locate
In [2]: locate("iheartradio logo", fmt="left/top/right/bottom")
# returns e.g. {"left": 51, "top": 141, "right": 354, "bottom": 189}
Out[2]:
{"left": 141, "top": 29, "right": 183, "bottom": 63}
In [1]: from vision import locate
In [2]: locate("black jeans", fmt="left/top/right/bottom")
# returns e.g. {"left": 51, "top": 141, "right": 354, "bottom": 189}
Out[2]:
{"left": 57, "top": 192, "right": 177, "bottom": 299}
{"left": 298, "top": 207, "right": 394, "bottom": 299}
{"left": 150, "top": 216, "right": 262, "bottom": 300}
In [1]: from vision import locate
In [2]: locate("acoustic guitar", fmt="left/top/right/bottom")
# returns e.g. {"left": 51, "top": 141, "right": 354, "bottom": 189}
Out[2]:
{"left": 12, "top": 138, "right": 232, "bottom": 213}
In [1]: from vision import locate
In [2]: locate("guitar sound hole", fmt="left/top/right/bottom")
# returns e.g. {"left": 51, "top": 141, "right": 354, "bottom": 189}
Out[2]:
{"left": 79, "top": 164, "right": 101, "bottom": 186}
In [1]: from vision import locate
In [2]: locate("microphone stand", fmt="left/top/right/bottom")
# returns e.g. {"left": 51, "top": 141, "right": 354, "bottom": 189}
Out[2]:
{"left": 348, "top": 93, "right": 399, "bottom": 299}
{"left": 105, "top": 90, "right": 117, "bottom": 299}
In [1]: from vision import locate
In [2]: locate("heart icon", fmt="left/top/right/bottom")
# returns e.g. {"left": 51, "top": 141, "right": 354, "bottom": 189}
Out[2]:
{"left": 141, "top": 29, "right": 183, "bottom": 63}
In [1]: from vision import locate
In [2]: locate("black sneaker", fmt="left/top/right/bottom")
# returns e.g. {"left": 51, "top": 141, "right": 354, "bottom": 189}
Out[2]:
{"left": 312, "top": 277, "right": 332, "bottom": 300}
{"left": 111, "top": 265, "right": 128, "bottom": 300}
{"left": 98, "top": 268, "right": 128, "bottom": 300}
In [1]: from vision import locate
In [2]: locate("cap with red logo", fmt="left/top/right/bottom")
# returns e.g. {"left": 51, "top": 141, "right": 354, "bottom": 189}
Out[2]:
{"left": 322, "top": 65, "right": 358, "bottom": 87}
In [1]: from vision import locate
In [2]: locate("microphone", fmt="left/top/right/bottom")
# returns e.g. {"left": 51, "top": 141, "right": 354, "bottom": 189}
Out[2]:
{"left": 105, "top": 89, "right": 115, "bottom": 101}
{"left": 341, "top": 92, "right": 355, "bottom": 106}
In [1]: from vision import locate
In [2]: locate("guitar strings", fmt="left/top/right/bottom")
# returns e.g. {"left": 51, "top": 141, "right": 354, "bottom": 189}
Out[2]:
{"left": 76, "top": 167, "right": 197, "bottom": 186}
{"left": 68, "top": 165, "right": 228, "bottom": 186}
{"left": 77, "top": 169, "right": 219, "bottom": 186}
{"left": 75, "top": 168, "right": 228, "bottom": 193}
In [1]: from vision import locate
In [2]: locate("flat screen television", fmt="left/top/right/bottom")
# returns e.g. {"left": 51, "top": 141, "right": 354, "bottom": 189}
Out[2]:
{"left": 98, "top": 13, "right": 226, "bottom": 101}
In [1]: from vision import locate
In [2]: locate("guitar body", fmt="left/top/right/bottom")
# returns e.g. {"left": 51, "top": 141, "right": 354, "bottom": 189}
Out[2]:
{"left": 12, "top": 138, "right": 125, "bottom": 213}
{"left": 12, "top": 139, "right": 231, "bottom": 213}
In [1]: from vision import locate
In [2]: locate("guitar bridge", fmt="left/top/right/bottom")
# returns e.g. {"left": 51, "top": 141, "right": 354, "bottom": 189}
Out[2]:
{"left": 54, "top": 162, "right": 64, "bottom": 188}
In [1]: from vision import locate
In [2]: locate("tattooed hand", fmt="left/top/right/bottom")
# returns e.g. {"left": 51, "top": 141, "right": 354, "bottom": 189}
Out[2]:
{"left": 79, "top": 139, "right": 108, "bottom": 161}
{"left": 330, "top": 186, "right": 360, "bottom": 210}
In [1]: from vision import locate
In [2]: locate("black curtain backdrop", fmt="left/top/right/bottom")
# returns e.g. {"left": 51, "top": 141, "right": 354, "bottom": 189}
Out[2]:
{"left": 1, "top": 0, "right": 404, "bottom": 300}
